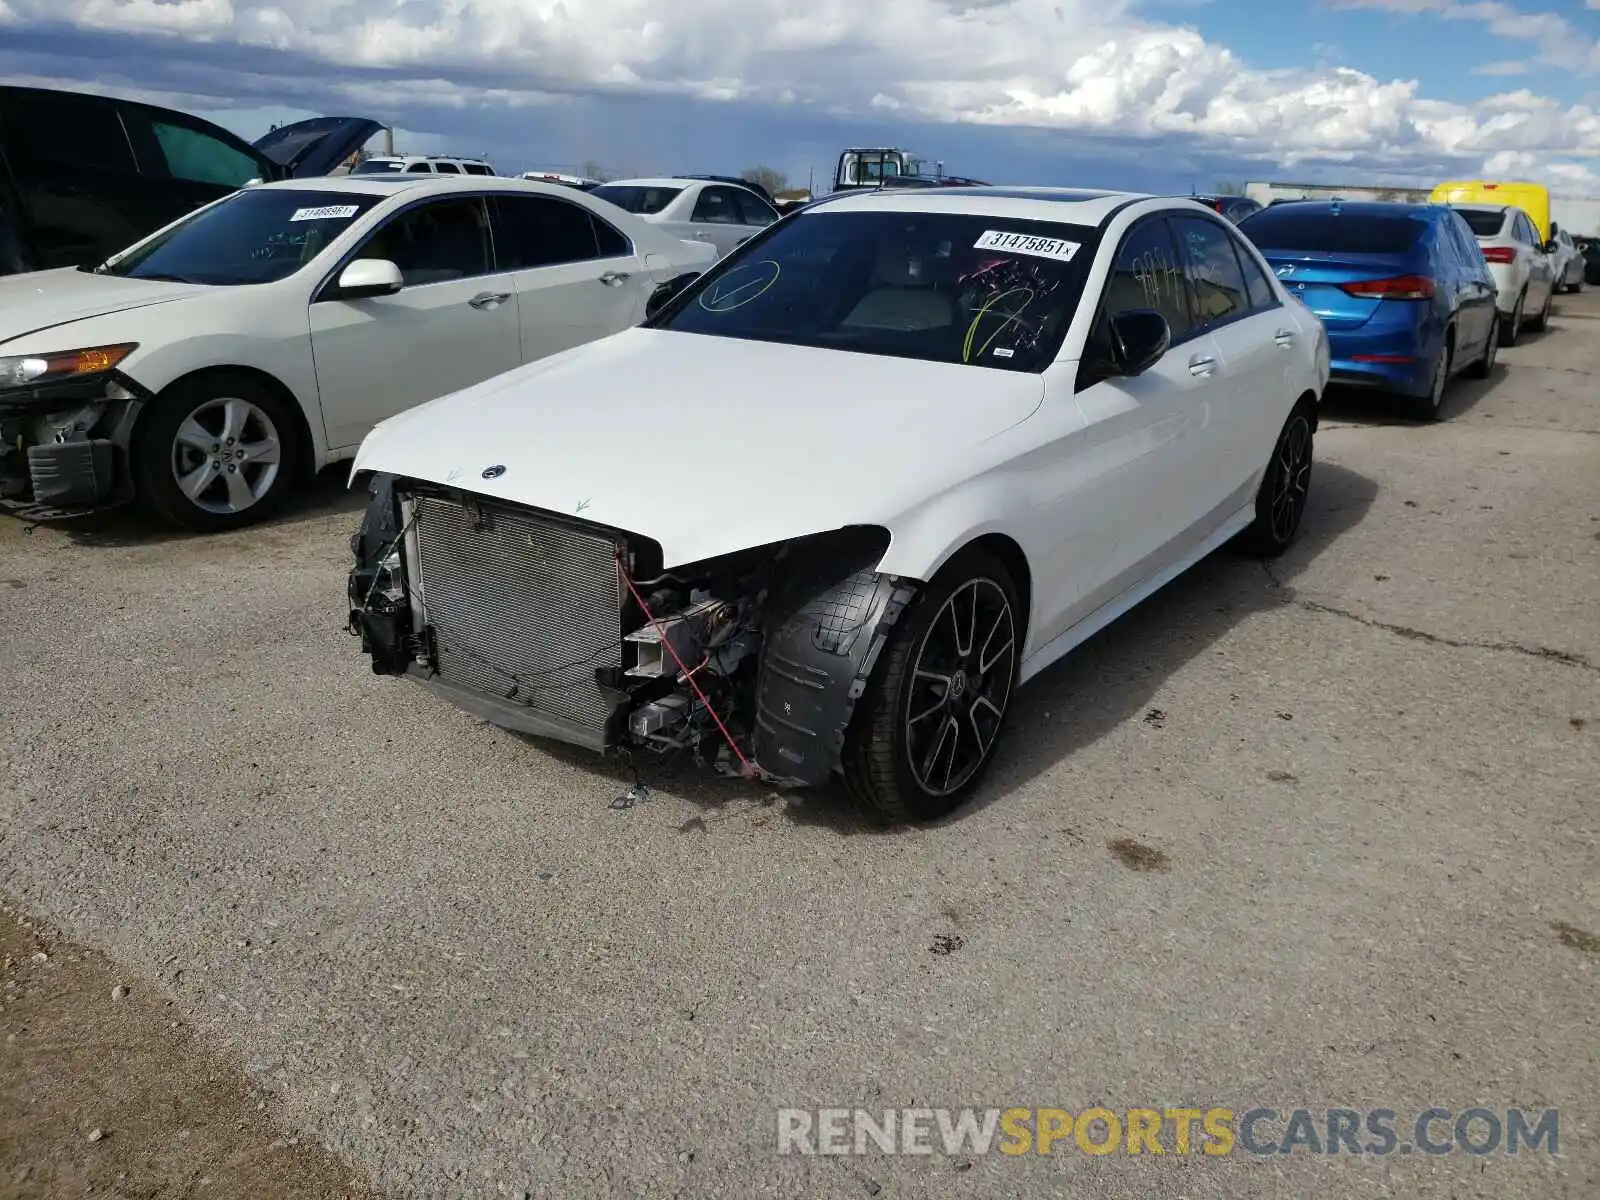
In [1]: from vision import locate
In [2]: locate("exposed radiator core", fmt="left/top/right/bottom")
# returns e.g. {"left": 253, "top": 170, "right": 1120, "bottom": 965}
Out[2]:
{"left": 409, "top": 492, "right": 626, "bottom": 739}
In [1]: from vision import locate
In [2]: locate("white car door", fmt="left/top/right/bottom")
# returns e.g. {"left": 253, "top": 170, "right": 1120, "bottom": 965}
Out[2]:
{"left": 1029, "top": 215, "right": 1222, "bottom": 650}
{"left": 1171, "top": 214, "right": 1289, "bottom": 505}
{"left": 310, "top": 195, "right": 521, "bottom": 450}
{"left": 687, "top": 185, "right": 765, "bottom": 258}
{"left": 486, "top": 193, "right": 653, "bottom": 361}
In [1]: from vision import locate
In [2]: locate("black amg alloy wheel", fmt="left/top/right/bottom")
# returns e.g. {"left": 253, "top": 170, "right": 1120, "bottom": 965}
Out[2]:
{"left": 844, "top": 548, "right": 1021, "bottom": 822}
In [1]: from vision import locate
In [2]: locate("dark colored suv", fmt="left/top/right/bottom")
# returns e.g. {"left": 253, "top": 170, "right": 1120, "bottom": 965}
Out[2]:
{"left": 0, "top": 86, "right": 382, "bottom": 275}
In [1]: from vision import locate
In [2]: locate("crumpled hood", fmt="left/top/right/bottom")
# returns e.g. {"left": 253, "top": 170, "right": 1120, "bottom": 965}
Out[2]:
{"left": 0, "top": 268, "right": 208, "bottom": 347}
{"left": 353, "top": 327, "right": 1046, "bottom": 568}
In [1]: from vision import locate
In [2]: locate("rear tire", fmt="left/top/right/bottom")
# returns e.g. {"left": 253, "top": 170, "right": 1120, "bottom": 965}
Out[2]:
{"left": 842, "top": 548, "right": 1021, "bottom": 823}
{"left": 1402, "top": 335, "right": 1451, "bottom": 423}
{"left": 1236, "top": 397, "right": 1316, "bottom": 559}
{"left": 1526, "top": 284, "right": 1553, "bottom": 332}
{"left": 1466, "top": 314, "right": 1499, "bottom": 380}
{"left": 133, "top": 373, "right": 299, "bottom": 533}
{"left": 1499, "top": 292, "right": 1524, "bottom": 347}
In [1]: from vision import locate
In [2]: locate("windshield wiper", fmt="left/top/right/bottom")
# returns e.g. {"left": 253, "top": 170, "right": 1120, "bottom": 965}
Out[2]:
{"left": 130, "top": 272, "right": 202, "bottom": 284}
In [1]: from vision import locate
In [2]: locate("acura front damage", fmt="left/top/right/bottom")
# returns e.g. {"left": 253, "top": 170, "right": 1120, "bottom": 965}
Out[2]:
{"left": 347, "top": 472, "right": 917, "bottom": 788}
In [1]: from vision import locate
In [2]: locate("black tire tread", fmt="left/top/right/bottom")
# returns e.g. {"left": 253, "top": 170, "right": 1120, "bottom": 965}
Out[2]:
{"left": 1236, "top": 396, "right": 1317, "bottom": 559}
{"left": 841, "top": 547, "right": 1018, "bottom": 824}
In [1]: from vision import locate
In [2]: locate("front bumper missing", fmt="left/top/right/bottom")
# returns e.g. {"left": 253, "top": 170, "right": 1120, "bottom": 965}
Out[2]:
{"left": 0, "top": 372, "right": 148, "bottom": 518}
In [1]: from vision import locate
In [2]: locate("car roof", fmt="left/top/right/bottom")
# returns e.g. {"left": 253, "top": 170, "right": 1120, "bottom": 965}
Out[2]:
{"left": 798, "top": 186, "right": 1149, "bottom": 224}
{"left": 1448, "top": 202, "right": 1511, "bottom": 214}
{"left": 1246, "top": 198, "right": 1441, "bottom": 219}
{"left": 603, "top": 177, "right": 724, "bottom": 190}
{"left": 246, "top": 176, "right": 594, "bottom": 199}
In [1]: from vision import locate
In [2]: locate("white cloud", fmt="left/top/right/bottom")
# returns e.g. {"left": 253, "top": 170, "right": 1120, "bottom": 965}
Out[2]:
{"left": 1472, "top": 60, "right": 1530, "bottom": 76}
{"left": 0, "top": 0, "right": 1596, "bottom": 189}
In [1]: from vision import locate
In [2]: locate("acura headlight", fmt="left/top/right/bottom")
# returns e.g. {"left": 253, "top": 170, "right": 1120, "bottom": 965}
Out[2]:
{"left": 0, "top": 343, "right": 138, "bottom": 390}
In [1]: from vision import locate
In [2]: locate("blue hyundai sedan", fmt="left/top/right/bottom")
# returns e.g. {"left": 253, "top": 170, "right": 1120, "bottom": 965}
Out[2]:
{"left": 1236, "top": 200, "right": 1500, "bottom": 421}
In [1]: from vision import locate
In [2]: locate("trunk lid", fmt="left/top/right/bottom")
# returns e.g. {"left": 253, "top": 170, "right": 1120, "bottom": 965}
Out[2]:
{"left": 1258, "top": 251, "right": 1416, "bottom": 330}
{"left": 251, "top": 117, "right": 386, "bottom": 179}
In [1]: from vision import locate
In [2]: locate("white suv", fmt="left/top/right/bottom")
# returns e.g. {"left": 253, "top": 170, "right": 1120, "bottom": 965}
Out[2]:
{"left": 351, "top": 155, "right": 496, "bottom": 177}
{"left": 1450, "top": 203, "right": 1558, "bottom": 346}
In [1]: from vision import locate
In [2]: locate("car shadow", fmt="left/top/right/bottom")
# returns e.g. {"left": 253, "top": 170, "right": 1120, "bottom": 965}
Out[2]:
{"left": 32, "top": 465, "right": 364, "bottom": 549}
{"left": 1320, "top": 360, "right": 1508, "bottom": 426}
{"left": 539, "top": 459, "right": 1380, "bottom": 834}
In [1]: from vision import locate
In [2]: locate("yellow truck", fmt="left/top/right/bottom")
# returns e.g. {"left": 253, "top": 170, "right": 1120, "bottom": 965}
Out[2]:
{"left": 1429, "top": 180, "right": 1554, "bottom": 244}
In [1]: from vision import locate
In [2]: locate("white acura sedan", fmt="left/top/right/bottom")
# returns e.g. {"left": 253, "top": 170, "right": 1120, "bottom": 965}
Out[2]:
{"left": 347, "top": 186, "right": 1330, "bottom": 821}
{"left": 0, "top": 175, "right": 716, "bottom": 529}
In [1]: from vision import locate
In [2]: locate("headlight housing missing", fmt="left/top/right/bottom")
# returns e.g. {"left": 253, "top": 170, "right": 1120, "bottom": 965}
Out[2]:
{"left": 0, "top": 343, "right": 138, "bottom": 390}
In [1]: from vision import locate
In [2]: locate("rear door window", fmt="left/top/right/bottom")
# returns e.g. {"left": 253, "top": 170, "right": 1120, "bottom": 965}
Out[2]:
{"left": 489, "top": 194, "right": 602, "bottom": 268}
{"left": 1, "top": 92, "right": 137, "bottom": 174}
{"left": 1229, "top": 233, "right": 1278, "bottom": 312}
{"left": 691, "top": 186, "right": 743, "bottom": 225}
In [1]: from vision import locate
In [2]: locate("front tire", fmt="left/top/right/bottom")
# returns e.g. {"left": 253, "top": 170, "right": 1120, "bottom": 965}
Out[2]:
{"left": 1236, "top": 398, "right": 1315, "bottom": 559}
{"left": 842, "top": 548, "right": 1021, "bottom": 823}
{"left": 133, "top": 373, "right": 298, "bottom": 533}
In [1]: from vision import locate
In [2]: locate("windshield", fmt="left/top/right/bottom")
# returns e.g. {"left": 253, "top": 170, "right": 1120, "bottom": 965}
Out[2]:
{"left": 654, "top": 208, "right": 1098, "bottom": 372}
{"left": 1454, "top": 208, "right": 1508, "bottom": 237}
{"left": 591, "top": 184, "right": 683, "bottom": 215}
{"left": 1238, "top": 208, "right": 1426, "bottom": 254}
{"left": 93, "top": 188, "right": 381, "bottom": 285}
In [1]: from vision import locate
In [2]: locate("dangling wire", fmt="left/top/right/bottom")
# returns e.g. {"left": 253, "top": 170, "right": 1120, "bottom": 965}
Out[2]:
{"left": 613, "top": 549, "right": 756, "bottom": 777}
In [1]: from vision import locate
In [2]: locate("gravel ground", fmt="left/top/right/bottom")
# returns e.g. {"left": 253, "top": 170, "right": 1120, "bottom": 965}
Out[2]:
{"left": 2, "top": 294, "right": 1597, "bottom": 1199}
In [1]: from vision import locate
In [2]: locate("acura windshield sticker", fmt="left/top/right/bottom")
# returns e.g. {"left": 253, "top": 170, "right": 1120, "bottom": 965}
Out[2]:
{"left": 973, "top": 230, "right": 1081, "bottom": 262}
{"left": 289, "top": 205, "right": 361, "bottom": 222}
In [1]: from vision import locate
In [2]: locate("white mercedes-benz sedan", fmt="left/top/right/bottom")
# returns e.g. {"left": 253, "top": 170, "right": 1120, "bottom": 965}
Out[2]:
{"left": 346, "top": 186, "right": 1331, "bottom": 821}
{"left": 0, "top": 175, "right": 716, "bottom": 530}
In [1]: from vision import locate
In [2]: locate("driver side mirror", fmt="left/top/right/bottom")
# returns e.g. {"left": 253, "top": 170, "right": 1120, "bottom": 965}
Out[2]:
{"left": 1105, "top": 309, "right": 1172, "bottom": 377}
{"left": 645, "top": 272, "right": 700, "bottom": 320}
{"left": 334, "top": 258, "right": 404, "bottom": 300}
{"left": 1542, "top": 239, "right": 1559, "bottom": 255}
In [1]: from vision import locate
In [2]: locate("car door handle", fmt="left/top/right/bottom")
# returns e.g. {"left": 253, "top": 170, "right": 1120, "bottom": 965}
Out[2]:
{"left": 1188, "top": 353, "right": 1217, "bottom": 377}
{"left": 1273, "top": 328, "right": 1296, "bottom": 348}
{"left": 599, "top": 271, "right": 631, "bottom": 287}
{"left": 468, "top": 291, "right": 510, "bottom": 309}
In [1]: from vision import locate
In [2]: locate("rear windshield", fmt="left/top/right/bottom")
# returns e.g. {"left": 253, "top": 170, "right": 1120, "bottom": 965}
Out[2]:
{"left": 352, "top": 159, "right": 405, "bottom": 173}
{"left": 653, "top": 208, "right": 1099, "bottom": 373}
{"left": 591, "top": 185, "right": 683, "bottom": 215}
{"left": 1238, "top": 209, "right": 1426, "bottom": 254}
{"left": 1454, "top": 208, "right": 1508, "bottom": 237}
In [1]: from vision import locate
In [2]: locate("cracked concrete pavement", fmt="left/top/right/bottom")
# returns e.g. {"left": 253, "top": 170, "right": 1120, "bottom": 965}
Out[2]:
{"left": 1, "top": 292, "right": 1597, "bottom": 1198}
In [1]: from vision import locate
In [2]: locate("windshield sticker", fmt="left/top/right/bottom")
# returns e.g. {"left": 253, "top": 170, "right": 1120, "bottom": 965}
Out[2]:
{"left": 973, "top": 230, "right": 1081, "bottom": 262}
{"left": 698, "top": 260, "right": 781, "bottom": 312}
{"left": 289, "top": 204, "right": 361, "bottom": 222}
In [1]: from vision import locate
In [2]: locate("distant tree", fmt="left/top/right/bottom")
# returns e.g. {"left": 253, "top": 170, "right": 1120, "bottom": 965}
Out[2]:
{"left": 580, "top": 160, "right": 618, "bottom": 183}
{"left": 1214, "top": 180, "right": 1246, "bottom": 196}
{"left": 741, "top": 165, "right": 790, "bottom": 197}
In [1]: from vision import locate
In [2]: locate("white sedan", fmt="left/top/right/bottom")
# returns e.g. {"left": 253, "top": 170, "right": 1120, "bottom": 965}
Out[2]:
{"left": 347, "top": 186, "right": 1330, "bottom": 821}
{"left": 1450, "top": 202, "right": 1558, "bottom": 345}
{"left": 0, "top": 175, "right": 716, "bottom": 529}
{"left": 589, "top": 177, "right": 781, "bottom": 259}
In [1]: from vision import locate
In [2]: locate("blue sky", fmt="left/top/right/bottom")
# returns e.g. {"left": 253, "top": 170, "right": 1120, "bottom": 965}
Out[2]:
{"left": 1, "top": 0, "right": 1596, "bottom": 195}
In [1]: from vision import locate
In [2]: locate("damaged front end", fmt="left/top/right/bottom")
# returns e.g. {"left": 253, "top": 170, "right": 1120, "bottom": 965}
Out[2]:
{"left": 346, "top": 473, "right": 916, "bottom": 786}
{"left": 0, "top": 346, "right": 148, "bottom": 519}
